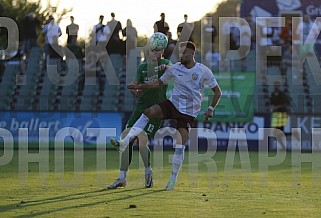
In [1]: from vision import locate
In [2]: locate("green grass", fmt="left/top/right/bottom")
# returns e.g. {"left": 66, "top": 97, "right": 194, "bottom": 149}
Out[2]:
{"left": 1, "top": 149, "right": 321, "bottom": 217}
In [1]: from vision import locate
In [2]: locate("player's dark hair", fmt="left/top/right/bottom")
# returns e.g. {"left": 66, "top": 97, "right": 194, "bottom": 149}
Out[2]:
{"left": 180, "top": 41, "right": 196, "bottom": 51}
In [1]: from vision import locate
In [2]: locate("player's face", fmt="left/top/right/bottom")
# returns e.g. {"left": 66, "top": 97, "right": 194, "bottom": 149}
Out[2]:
{"left": 179, "top": 46, "right": 194, "bottom": 65}
{"left": 149, "top": 48, "right": 163, "bottom": 62}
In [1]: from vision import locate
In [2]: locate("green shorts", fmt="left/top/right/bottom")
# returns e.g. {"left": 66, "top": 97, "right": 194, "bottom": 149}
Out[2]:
{"left": 126, "top": 107, "right": 161, "bottom": 139}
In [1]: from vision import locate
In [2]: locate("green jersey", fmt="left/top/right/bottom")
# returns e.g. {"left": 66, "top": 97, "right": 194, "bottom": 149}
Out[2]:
{"left": 136, "top": 59, "right": 172, "bottom": 109}
{"left": 126, "top": 58, "right": 171, "bottom": 138}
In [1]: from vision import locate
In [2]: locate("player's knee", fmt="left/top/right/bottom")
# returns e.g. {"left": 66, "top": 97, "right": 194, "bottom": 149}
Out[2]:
{"left": 143, "top": 108, "right": 151, "bottom": 117}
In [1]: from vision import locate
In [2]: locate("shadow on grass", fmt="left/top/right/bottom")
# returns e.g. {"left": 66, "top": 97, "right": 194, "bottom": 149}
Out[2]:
{"left": 0, "top": 187, "right": 166, "bottom": 217}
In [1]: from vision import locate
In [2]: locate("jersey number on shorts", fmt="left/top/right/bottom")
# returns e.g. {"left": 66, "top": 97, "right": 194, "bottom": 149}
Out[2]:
{"left": 146, "top": 124, "right": 155, "bottom": 133}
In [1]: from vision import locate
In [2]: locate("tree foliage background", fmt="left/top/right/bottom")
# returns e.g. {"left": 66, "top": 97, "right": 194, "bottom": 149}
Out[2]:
{"left": 0, "top": 0, "right": 71, "bottom": 48}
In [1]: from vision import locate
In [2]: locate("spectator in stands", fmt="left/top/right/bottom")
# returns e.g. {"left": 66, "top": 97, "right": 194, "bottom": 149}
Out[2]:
{"left": 41, "top": 15, "right": 62, "bottom": 67}
{"left": 22, "top": 12, "right": 41, "bottom": 54}
{"left": 107, "top": 12, "right": 124, "bottom": 54}
{"left": 153, "top": 13, "right": 169, "bottom": 34}
{"left": 93, "top": 15, "right": 110, "bottom": 46}
{"left": 270, "top": 81, "right": 290, "bottom": 150}
{"left": 123, "top": 19, "right": 138, "bottom": 59}
{"left": 66, "top": 16, "right": 79, "bottom": 45}
{"left": 177, "top": 14, "right": 194, "bottom": 42}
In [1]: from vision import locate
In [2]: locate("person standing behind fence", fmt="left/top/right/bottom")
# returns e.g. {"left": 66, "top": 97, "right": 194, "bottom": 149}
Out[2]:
{"left": 153, "top": 13, "right": 169, "bottom": 35}
{"left": 66, "top": 16, "right": 79, "bottom": 45}
{"left": 93, "top": 15, "right": 108, "bottom": 44}
{"left": 92, "top": 15, "right": 110, "bottom": 55}
{"left": 41, "top": 15, "right": 62, "bottom": 68}
{"left": 123, "top": 19, "right": 137, "bottom": 60}
{"left": 177, "top": 14, "right": 194, "bottom": 42}
{"left": 107, "top": 12, "right": 123, "bottom": 54}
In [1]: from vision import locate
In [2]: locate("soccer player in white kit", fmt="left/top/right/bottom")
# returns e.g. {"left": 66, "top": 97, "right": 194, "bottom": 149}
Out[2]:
{"left": 113, "top": 41, "right": 222, "bottom": 190}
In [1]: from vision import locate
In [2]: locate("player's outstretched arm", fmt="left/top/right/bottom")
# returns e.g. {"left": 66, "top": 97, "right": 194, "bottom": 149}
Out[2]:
{"left": 128, "top": 80, "right": 143, "bottom": 97}
{"left": 127, "top": 79, "right": 164, "bottom": 90}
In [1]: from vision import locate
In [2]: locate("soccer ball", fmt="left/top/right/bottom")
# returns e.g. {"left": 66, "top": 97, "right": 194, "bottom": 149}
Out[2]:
{"left": 149, "top": 32, "right": 168, "bottom": 50}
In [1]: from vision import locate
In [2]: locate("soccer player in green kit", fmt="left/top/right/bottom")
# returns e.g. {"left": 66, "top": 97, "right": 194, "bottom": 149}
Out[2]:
{"left": 108, "top": 34, "right": 172, "bottom": 189}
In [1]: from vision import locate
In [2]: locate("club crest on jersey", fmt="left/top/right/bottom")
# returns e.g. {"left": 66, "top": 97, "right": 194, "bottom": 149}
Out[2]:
{"left": 192, "top": 73, "right": 198, "bottom": 80}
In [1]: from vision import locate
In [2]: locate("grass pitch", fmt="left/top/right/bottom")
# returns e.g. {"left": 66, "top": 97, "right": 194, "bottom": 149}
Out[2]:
{"left": 0, "top": 149, "right": 321, "bottom": 217}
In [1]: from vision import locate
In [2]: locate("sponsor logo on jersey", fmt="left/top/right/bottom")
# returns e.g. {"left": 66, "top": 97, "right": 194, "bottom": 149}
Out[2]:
{"left": 192, "top": 73, "right": 198, "bottom": 80}
{"left": 144, "top": 75, "right": 158, "bottom": 83}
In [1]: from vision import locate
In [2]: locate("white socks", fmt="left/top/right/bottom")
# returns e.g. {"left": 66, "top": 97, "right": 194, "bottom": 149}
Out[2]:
{"left": 118, "top": 143, "right": 185, "bottom": 184}
{"left": 169, "top": 145, "right": 185, "bottom": 182}
{"left": 118, "top": 167, "right": 152, "bottom": 180}
{"left": 121, "top": 114, "right": 149, "bottom": 150}
{"left": 118, "top": 170, "right": 127, "bottom": 180}
{"left": 145, "top": 166, "right": 152, "bottom": 175}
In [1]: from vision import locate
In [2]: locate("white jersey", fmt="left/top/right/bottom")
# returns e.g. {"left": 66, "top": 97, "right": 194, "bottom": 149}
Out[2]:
{"left": 160, "top": 62, "right": 218, "bottom": 118}
{"left": 42, "top": 23, "right": 62, "bottom": 45}
{"left": 93, "top": 24, "right": 111, "bottom": 42}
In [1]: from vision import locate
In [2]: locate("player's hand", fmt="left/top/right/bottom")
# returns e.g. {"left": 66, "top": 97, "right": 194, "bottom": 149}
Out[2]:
{"left": 158, "top": 64, "right": 169, "bottom": 71}
{"left": 127, "top": 84, "right": 140, "bottom": 90}
{"left": 204, "top": 106, "right": 214, "bottom": 121}
{"left": 130, "top": 88, "right": 143, "bottom": 97}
